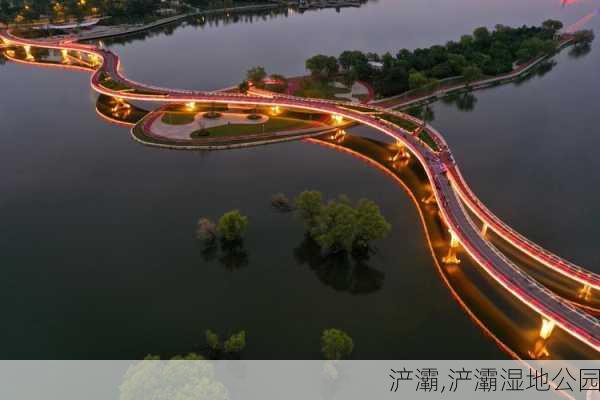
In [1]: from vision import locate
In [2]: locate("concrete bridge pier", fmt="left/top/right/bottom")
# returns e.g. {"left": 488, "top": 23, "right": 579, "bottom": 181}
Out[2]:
{"left": 442, "top": 229, "right": 461, "bottom": 265}
{"left": 539, "top": 318, "right": 556, "bottom": 340}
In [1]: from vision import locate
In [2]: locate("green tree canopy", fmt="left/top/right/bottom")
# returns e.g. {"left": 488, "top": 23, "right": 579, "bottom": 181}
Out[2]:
{"left": 542, "top": 19, "right": 563, "bottom": 33}
{"left": 306, "top": 54, "right": 339, "bottom": 81}
{"left": 461, "top": 65, "right": 483, "bottom": 84}
{"left": 321, "top": 329, "right": 354, "bottom": 360}
{"left": 408, "top": 71, "right": 429, "bottom": 90}
{"left": 354, "top": 199, "right": 392, "bottom": 250}
{"left": 295, "top": 190, "right": 325, "bottom": 231}
{"left": 313, "top": 198, "right": 358, "bottom": 253}
{"left": 217, "top": 210, "right": 248, "bottom": 242}
{"left": 223, "top": 331, "right": 246, "bottom": 353}
{"left": 573, "top": 29, "right": 595, "bottom": 46}
{"left": 246, "top": 66, "right": 267, "bottom": 86}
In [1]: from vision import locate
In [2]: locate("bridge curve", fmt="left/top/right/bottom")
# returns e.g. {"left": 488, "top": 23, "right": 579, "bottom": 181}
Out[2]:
{"left": 2, "top": 30, "right": 599, "bottom": 352}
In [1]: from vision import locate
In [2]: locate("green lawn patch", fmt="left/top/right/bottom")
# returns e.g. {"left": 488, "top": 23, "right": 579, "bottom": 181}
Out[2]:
{"left": 161, "top": 112, "right": 196, "bottom": 125}
{"left": 294, "top": 79, "right": 350, "bottom": 100}
{"left": 379, "top": 114, "right": 419, "bottom": 131}
{"left": 191, "top": 116, "right": 317, "bottom": 139}
{"left": 418, "top": 131, "right": 439, "bottom": 152}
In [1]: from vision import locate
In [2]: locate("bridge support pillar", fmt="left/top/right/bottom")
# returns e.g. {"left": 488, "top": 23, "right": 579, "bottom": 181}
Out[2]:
{"left": 539, "top": 318, "right": 556, "bottom": 340}
{"left": 442, "top": 248, "right": 461, "bottom": 265}
{"left": 578, "top": 284, "right": 592, "bottom": 301}
{"left": 449, "top": 230, "right": 460, "bottom": 249}
{"left": 442, "top": 230, "right": 461, "bottom": 265}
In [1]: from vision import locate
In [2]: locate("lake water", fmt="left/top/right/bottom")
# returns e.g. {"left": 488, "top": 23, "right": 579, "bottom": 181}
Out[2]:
{"left": 0, "top": 0, "right": 598, "bottom": 359}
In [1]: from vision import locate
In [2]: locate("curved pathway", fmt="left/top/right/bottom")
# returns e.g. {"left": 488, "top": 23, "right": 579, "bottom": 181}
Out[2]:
{"left": 2, "top": 30, "right": 599, "bottom": 353}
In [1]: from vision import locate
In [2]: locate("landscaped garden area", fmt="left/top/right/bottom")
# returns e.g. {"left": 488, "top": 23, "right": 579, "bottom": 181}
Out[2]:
{"left": 190, "top": 116, "right": 319, "bottom": 138}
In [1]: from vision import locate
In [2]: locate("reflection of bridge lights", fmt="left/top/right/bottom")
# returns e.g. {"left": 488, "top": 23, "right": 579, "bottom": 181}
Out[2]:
{"left": 540, "top": 318, "right": 556, "bottom": 340}
{"left": 578, "top": 284, "right": 592, "bottom": 301}
{"left": 23, "top": 45, "right": 34, "bottom": 60}
{"left": 527, "top": 339, "right": 550, "bottom": 359}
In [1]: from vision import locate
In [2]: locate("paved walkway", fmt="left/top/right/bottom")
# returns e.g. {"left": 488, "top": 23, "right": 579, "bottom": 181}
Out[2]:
{"left": 152, "top": 112, "right": 269, "bottom": 140}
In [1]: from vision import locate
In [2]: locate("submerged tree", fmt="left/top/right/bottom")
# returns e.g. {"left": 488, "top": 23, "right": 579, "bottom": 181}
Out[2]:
{"left": 197, "top": 217, "right": 217, "bottom": 243}
{"left": 223, "top": 331, "right": 246, "bottom": 354}
{"left": 321, "top": 329, "right": 354, "bottom": 360}
{"left": 353, "top": 199, "right": 392, "bottom": 251}
{"left": 295, "top": 191, "right": 391, "bottom": 255}
{"left": 217, "top": 210, "right": 248, "bottom": 242}
{"left": 295, "top": 190, "right": 325, "bottom": 231}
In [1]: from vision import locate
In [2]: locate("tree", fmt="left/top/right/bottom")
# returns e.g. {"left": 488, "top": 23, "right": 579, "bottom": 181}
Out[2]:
{"left": 313, "top": 198, "right": 358, "bottom": 253}
{"left": 206, "top": 329, "right": 221, "bottom": 352}
{"left": 238, "top": 81, "right": 249, "bottom": 93}
{"left": 573, "top": 29, "right": 595, "bottom": 47}
{"left": 197, "top": 217, "right": 217, "bottom": 243}
{"left": 459, "top": 34, "right": 474, "bottom": 48}
{"left": 321, "top": 329, "right": 354, "bottom": 360}
{"left": 373, "top": 65, "right": 408, "bottom": 97}
{"left": 217, "top": 210, "right": 248, "bottom": 242}
{"left": 224, "top": 331, "right": 246, "bottom": 353}
{"left": 305, "top": 54, "right": 339, "bottom": 81}
{"left": 295, "top": 190, "right": 324, "bottom": 231}
{"left": 542, "top": 19, "right": 563, "bottom": 33}
{"left": 461, "top": 65, "right": 483, "bottom": 86}
{"left": 447, "top": 53, "right": 468, "bottom": 75}
{"left": 354, "top": 199, "right": 391, "bottom": 250}
{"left": 408, "top": 71, "right": 429, "bottom": 90}
{"left": 431, "top": 62, "right": 453, "bottom": 79}
{"left": 246, "top": 66, "right": 266, "bottom": 87}
{"left": 473, "top": 26, "right": 491, "bottom": 44}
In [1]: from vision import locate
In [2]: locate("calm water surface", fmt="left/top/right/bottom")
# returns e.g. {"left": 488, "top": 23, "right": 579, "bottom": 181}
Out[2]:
{"left": 0, "top": 0, "right": 598, "bottom": 358}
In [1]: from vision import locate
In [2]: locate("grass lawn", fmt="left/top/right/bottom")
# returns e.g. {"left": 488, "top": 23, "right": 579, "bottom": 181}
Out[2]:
{"left": 161, "top": 112, "right": 196, "bottom": 125}
{"left": 418, "top": 131, "right": 439, "bottom": 152}
{"left": 294, "top": 79, "right": 350, "bottom": 100}
{"left": 191, "top": 116, "right": 318, "bottom": 138}
{"left": 379, "top": 114, "right": 419, "bottom": 131}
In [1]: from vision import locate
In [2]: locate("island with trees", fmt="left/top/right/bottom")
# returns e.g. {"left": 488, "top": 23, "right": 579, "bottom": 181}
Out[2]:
{"left": 287, "top": 21, "right": 594, "bottom": 100}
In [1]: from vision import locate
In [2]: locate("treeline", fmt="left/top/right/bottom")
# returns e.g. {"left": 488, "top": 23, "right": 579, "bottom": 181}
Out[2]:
{"left": 0, "top": 0, "right": 267, "bottom": 24}
{"left": 304, "top": 21, "right": 587, "bottom": 98}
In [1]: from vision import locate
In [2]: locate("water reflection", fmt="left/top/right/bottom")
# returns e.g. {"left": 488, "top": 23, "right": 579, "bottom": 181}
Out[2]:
{"left": 306, "top": 135, "right": 598, "bottom": 359}
{"left": 569, "top": 42, "right": 593, "bottom": 58}
{"left": 100, "top": 5, "right": 324, "bottom": 47}
{"left": 513, "top": 60, "right": 557, "bottom": 86}
{"left": 294, "top": 235, "right": 384, "bottom": 295}
{"left": 441, "top": 92, "right": 478, "bottom": 112}
{"left": 219, "top": 240, "right": 249, "bottom": 271}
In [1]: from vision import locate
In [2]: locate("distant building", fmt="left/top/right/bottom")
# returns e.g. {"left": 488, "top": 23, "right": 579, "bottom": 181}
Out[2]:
{"left": 368, "top": 61, "right": 384, "bottom": 70}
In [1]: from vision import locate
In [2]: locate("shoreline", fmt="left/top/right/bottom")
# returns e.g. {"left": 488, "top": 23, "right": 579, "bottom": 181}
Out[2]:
{"left": 76, "top": 4, "right": 282, "bottom": 42}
